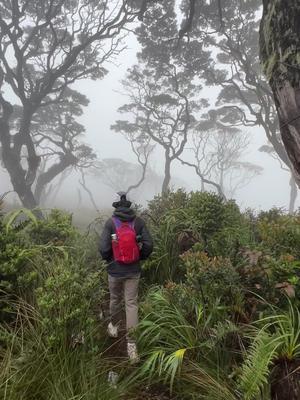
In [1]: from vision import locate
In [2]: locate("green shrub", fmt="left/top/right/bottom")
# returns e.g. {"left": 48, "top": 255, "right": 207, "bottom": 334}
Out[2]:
{"left": 143, "top": 208, "right": 201, "bottom": 284}
{"left": 144, "top": 191, "right": 249, "bottom": 284}
{"left": 258, "top": 207, "right": 285, "bottom": 222}
{"left": 181, "top": 250, "right": 242, "bottom": 310}
{"left": 27, "top": 209, "right": 78, "bottom": 245}
{"left": 0, "top": 209, "right": 125, "bottom": 400}
{"left": 35, "top": 255, "right": 103, "bottom": 348}
{"left": 239, "top": 302, "right": 300, "bottom": 400}
{"left": 0, "top": 218, "right": 37, "bottom": 322}
{"left": 258, "top": 215, "right": 300, "bottom": 257}
{"left": 0, "top": 298, "right": 131, "bottom": 400}
{"left": 145, "top": 189, "right": 189, "bottom": 223}
{"left": 188, "top": 191, "right": 227, "bottom": 242}
{"left": 0, "top": 209, "right": 105, "bottom": 327}
{"left": 3, "top": 194, "right": 300, "bottom": 400}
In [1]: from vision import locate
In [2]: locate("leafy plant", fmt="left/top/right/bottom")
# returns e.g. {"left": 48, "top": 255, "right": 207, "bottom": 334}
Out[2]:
{"left": 239, "top": 302, "right": 300, "bottom": 399}
{"left": 143, "top": 208, "right": 201, "bottom": 284}
{"left": 258, "top": 214, "right": 300, "bottom": 258}
{"left": 181, "top": 249, "right": 242, "bottom": 311}
{"left": 145, "top": 189, "right": 189, "bottom": 224}
{"left": 137, "top": 287, "right": 242, "bottom": 398}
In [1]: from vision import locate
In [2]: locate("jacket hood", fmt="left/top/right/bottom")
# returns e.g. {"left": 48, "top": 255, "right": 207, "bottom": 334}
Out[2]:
{"left": 113, "top": 206, "right": 136, "bottom": 222}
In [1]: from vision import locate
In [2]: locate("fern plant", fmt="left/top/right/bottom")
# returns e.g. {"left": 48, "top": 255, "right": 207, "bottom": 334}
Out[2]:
{"left": 239, "top": 301, "right": 300, "bottom": 400}
{"left": 137, "top": 287, "right": 242, "bottom": 398}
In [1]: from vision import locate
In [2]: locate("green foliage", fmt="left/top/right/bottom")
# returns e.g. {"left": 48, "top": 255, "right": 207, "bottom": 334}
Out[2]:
{"left": 239, "top": 330, "right": 277, "bottom": 400}
{"left": 27, "top": 209, "right": 78, "bottom": 246}
{"left": 145, "top": 188, "right": 189, "bottom": 223}
{"left": 35, "top": 256, "right": 102, "bottom": 347}
{"left": 137, "top": 287, "right": 241, "bottom": 399}
{"left": 0, "top": 208, "right": 105, "bottom": 335}
{"left": 239, "top": 302, "right": 300, "bottom": 399}
{"left": 2, "top": 194, "right": 300, "bottom": 400}
{"left": 138, "top": 191, "right": 300, "bottom": 399}
{"left": 188, "top": 193, "right": 252, "bottom": 259}
{"left": 143, "top": 207, "right": 201, "bottom": 284}
{"left": 0, "top": 217, "right": 36, "bottom": 322}
{"left": 0, "top": 299, "right": 130, "bottom": 400}
{"left": 258, "top": 214, "right": 300, "bottom": 258}
{"left": 188, "top": 191, "right": 228, "bottom": 241}
{"left": 181, "top": 250, "right": 242, "bottom": 309}
{"left": 4, "top": 208, "right": 38, "bottom": 232}
{"left": 144, "top": 190, "right": 252, "bottom": 284}
{"left": 258, "top": 207, "right": 285, "bottom": 223}
{"left": 0, "top": 208, "right": 130, "bottom": 400}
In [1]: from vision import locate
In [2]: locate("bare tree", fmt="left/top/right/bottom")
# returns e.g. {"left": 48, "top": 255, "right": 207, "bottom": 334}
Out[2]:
{"left": 178, "top": 130, "right": 225, "bottom": 198}
{"left": 114, "top": 0, "right": 212, "bottom": 194}
{"left": 0, "top": 0, "right": 138, "bottom": 209}
{"left": 208, "top": 128, "right": 262, "bottom": 199}
{"left": 42, "top": 167, "right": 72, "bottom": 206}
{"left": 79, "top": 170, "right": 99, "bottom": 212}
{"left": 114, "top": 64, "right": 194, "bottom": 193}
{"left": 93, "top": 151, "right": 152, "bottom": 197}
{"left": 108, "top": 121, "right": 155, "bottom": 194}
{"left": 180, "top": 119, "right": 262, "bottom": 199}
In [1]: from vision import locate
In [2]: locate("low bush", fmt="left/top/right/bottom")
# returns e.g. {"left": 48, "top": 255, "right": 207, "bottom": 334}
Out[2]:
{"left": 181, "top": 249, "right": 242, "bottom": 310}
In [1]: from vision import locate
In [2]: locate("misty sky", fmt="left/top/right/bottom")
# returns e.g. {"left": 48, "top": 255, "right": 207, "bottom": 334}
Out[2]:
{"left": 74, "top": 34, "right": 297, "bottom": 211}
{"left": 0, "top": 32, "right": 298, "bottom": 212}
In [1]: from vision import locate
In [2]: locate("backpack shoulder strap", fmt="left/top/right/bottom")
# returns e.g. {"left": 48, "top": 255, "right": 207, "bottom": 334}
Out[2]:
{"left": 129, "top": 218, "right": 136, "bottom": 228}
{"left": 112, "top": 217, "right": 122, "bottom": 229}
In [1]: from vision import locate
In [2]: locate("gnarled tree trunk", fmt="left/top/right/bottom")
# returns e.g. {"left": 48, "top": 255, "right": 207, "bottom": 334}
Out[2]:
{"left": 0, "top": 97, "right": 39, "bottom": 209}
{"left": 260, "top": 0, "right": 300, "bottom": 188}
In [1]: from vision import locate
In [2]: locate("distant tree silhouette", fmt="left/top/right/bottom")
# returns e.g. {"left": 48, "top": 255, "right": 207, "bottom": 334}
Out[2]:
{"left": 0, "top": 0, "right": 138, "bottom": 209}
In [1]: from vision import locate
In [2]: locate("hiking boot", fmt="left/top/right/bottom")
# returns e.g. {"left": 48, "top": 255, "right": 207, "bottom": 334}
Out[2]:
{"left": 107, "top": 322, "right": 118, "bottom": 338}
{"left": 127, "top": 340, "right": 140, "bottom": 363}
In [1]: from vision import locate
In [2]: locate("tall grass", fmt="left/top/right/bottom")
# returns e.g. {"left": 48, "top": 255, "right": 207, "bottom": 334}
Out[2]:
{"left": 143, "top": 209, "right": 201, "bottom": 284}
{"left": 0, "top": 298, "right": 133, "bottom": 400}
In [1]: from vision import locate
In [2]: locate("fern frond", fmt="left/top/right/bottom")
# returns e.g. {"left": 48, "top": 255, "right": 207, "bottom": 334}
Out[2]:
{"left": 239, "top": 330, "right": 280, "bottom": 400}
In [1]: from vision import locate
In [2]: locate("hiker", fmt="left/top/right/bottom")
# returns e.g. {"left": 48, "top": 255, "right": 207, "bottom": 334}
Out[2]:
{"left": 99, "top": 192, "right": 153, "bottom": 362}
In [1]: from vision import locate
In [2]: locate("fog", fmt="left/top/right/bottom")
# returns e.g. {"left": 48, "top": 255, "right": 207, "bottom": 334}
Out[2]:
{"left": 0, "top": 18, "right": 298, "bottom": 215}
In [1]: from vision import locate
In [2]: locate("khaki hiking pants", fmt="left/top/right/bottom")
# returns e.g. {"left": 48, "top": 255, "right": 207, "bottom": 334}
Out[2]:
{"left": 108, "top": 274, "right": 140, "bottom": 333}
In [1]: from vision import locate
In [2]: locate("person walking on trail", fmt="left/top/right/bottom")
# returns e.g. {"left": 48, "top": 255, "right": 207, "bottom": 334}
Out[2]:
{"left": 99, "top": 192, "right": 153, "bottom": 362}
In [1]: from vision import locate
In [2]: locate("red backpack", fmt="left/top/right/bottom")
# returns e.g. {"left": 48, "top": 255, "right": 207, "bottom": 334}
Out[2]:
{"left": 112, "top": 217, "right": 140, "bottom": 264}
